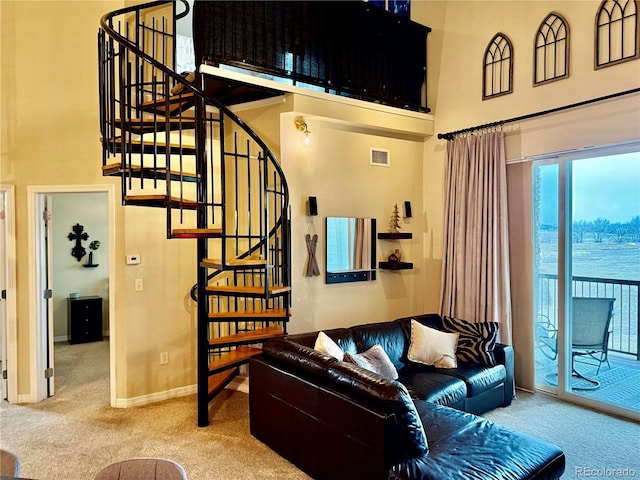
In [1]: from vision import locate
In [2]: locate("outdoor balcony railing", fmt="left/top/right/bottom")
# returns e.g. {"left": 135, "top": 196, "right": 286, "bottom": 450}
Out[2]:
{"left": 536, "top": 273, "right": 640, "bottom": 360}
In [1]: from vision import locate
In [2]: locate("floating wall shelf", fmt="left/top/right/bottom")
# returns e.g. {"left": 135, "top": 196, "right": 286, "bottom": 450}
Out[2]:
{"left": 378, "top": 232, "right": 412, "bottom": 240}
{"left": 378, "top": 231, "right": 413, "bottom": 270}
{"left": 378, "top": 261, "right": 413, "bottom": 270}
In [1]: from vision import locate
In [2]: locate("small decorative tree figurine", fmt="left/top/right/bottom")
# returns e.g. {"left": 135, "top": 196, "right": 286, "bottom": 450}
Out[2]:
{"left": 388, "top": 204, "right": 402, "bottom": 233}
{"left": 85, "top": 240, "right": 101, "bottom": 267}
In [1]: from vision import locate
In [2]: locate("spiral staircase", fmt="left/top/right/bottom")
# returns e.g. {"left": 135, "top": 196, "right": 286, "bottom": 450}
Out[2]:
{"left": 98, "top": 1, "right": 291, "bottom": 426}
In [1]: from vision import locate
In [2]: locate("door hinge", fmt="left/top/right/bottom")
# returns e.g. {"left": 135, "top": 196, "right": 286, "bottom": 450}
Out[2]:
{"left": 44, "top": 367, "right": 54, "bottom": 379}
{"left": 44, "top": 289, "right": 53, "bottom": 299}
{"left": 1, "top": 289, "right": 5, "bottom": 300}
{"left": 2, "top": 370, "right": 7, "bottom": 380}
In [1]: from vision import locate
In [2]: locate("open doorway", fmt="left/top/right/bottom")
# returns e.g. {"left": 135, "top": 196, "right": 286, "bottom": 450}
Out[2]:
{"left": 28, "top": 185, "right": 116, "bottom": 406}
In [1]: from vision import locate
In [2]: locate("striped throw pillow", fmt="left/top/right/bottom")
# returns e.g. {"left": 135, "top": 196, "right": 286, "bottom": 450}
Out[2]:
{"left": 441, "top": 316, "right": 500, "bottom": 367}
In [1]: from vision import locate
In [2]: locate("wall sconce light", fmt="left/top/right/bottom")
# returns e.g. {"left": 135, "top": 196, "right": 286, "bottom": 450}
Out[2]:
{"left": 294, "top": 116, "right": 314, "bottom": 147}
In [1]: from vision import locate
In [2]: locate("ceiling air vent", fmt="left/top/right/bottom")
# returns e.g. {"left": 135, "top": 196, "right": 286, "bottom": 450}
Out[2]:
{"left": 370, "top": 148, "right": 390, "bottom": 167}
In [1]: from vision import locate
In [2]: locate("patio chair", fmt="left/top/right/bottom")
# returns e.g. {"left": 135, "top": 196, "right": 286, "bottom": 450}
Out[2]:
{"left": 571, "top": 297, "right": 615, "bottom": 376}
{"left": 536, "top": 314, "right": 558, "bottom": 361}
{"left": 536, "top": 297, "right": 615, "bottom": 390}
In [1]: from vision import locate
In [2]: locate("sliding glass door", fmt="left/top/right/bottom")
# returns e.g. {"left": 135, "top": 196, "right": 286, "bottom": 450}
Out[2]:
{"left": 533, "top": 145, "right": 640, "bottom": 419}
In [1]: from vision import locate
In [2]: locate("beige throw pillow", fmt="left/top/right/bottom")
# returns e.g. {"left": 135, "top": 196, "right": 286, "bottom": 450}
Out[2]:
{"left": 407, "top": 319, "right": 459, "bottom": 368}
{"left": 314, "top": 331, "right": 344, "bottom": 360}
{"left": 343, "top": 344, "right": 399, "bottom": 380}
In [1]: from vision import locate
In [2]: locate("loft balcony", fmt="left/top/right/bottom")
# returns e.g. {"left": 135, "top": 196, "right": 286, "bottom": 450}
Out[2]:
{"left": 192, "top": 1, "right": 431, "bottom": 113}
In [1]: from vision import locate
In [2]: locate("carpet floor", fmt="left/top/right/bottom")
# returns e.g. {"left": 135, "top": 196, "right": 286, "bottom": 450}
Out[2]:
{"left": 1, "top": 340, "right": 638, "bottom": 479}
{"left": 483, "top": 391, "right": 640, "bottom": 478}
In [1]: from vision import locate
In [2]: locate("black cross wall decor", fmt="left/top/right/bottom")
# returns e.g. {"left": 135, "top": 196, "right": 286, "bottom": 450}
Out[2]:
{"left": 68, "top": 223, "right": 89, "bottom": 262}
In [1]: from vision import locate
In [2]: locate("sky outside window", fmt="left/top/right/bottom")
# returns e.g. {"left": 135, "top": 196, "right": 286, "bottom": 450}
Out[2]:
{"left": 539, "top": 152, "right": 640, "bottom": 226}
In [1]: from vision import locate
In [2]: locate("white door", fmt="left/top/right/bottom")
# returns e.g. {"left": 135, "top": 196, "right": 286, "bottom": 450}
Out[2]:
{"left": 36, "top": 194, "right": 55, "bottom": 397}
{"left": 1, "top": 191, "right": 7, "bottom": 398}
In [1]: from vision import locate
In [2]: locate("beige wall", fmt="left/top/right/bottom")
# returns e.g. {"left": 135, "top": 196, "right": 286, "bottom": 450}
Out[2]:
{"left": 280, "top": 110, "right": 428, "bottom": 332}
{"left": 417, "top": 1, "right": 640, "bottom": 126}
{"left": 122, "top": 206, "right": 197, "bottom": 400}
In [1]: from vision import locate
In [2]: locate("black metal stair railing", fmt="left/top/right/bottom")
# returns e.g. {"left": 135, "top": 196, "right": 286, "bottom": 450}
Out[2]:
{"left": 99, "top": 2, "right": 289, "bottom": 231}
{"left": 98, "top": 0, "right": 291, "bottom": 426}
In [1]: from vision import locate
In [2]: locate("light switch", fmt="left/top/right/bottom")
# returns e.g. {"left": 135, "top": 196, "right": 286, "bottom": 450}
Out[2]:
{"left": 135, "top": 278, "right": 144, "bottom": 291}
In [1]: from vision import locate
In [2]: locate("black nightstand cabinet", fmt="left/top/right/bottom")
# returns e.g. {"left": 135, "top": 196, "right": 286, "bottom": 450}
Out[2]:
{"left": 68, "top": 296, "right": 103, "bottom": 344}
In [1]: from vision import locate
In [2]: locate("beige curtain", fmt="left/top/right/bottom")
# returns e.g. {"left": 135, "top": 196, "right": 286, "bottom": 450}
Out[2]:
{"left": 353, "top": 218, "right": 370, "bottom": 270}
{"left": 439, "top": 131, "right": 512, "bottom": 345}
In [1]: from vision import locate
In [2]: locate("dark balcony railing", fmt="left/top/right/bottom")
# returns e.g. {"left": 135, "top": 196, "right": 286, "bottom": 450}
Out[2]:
{"left": 192, "top": 0, "right": 431, "bottom": 112}
{"left": 536, "top": 273, "right": 640, "bottom": 359}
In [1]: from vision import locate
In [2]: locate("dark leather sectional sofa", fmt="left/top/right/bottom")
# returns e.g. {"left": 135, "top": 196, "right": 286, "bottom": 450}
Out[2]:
{"left": 249, "top": 313, "right": 566, "bottom": 480}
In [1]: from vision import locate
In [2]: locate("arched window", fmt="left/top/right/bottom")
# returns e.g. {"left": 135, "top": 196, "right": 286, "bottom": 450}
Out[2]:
{"left": 483, "top": 33, "right": 513, "bottom": 99}
{"left": 595, "top": 0, "right": 640, "bottom": 68}
{"left": 534, "top": 13, "right": 570, "bottom": 85}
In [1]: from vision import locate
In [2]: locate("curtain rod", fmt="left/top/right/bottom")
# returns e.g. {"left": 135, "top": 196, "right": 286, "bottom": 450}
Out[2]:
{"left": 437, "top": 87, "right": 640, "bottom": 141}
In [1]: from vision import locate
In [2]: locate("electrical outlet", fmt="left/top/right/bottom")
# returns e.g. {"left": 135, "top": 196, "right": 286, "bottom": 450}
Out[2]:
{"left": 135, "top": 278, "right": 144, "bottom": 291}
{"left": 160, "top": 352, "right": 169, "bottom": 365}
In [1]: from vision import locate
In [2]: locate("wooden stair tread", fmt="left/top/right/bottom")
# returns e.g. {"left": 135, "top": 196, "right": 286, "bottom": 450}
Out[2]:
{"left": 141, "top": 92, "right": 195, "bottom": 114}
{"left": 200, "top": 257, "right": 268, "bottom": 269}
{"left": 124, "top": 139, "right": 196, "bottom": 154}
{"left": 123, "top": 195, "right": 198, "bottom": 209}
{"left": 142, "top": 92, "right": 195, "bottom": 106}
{"left": 208, "top": 308, "right": 289, "bottom": 320}
{"left": 172, "top": 228, "right": 222, "bottom": 239}
{"left": 205, "top": 285, "right": 291, "bottom": 297}
{"left": 102, "top": 163, "right": 198, "bottom": 182}
{"left": 128, "top": 138, "right": 196, "bottom": 150}
{"left": 207, "top": 369, "right": 238, "bottom": 398}
{"left": 208, "top": 346, "right": 262, "bottom": 372}
{"left": 116, "top": 117, "right": 196, "bottom": 134}
{"left": 102, "top": 137, "right": 196, "bottom": 155}
{"left": 209, "top": 326, "right": 284, "bottom": 348}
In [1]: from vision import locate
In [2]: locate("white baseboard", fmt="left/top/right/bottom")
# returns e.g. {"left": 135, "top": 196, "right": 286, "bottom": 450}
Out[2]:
{"left": 114, "top": 384, "right": 197, "bottom": 408}
{"left": 113, "top": 376, "right": 249, "bottom": 408}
